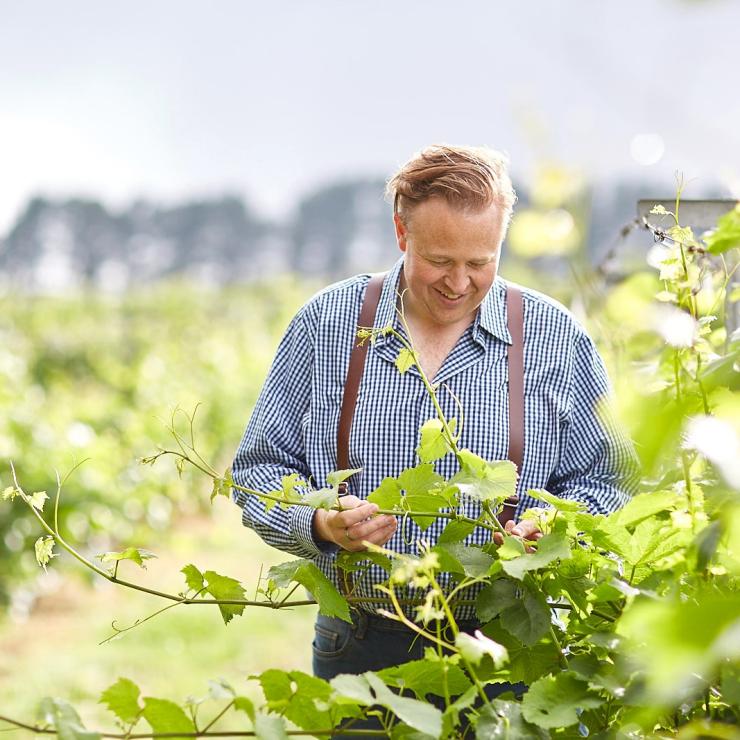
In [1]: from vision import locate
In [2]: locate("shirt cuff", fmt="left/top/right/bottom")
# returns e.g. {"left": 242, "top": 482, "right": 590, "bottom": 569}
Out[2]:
{"left": 290, "top": 505, "right": 340, "bottom": 557}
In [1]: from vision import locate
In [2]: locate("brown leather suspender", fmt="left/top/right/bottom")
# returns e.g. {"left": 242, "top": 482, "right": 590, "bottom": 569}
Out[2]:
{"left": 336, "top": 274, "right": 386, "bottom": 475}
{"left": 501, "top": 284, "right": 524, "bottom": 527}
{"left": 336, "top": 275, "right": 524, "bottom": 524}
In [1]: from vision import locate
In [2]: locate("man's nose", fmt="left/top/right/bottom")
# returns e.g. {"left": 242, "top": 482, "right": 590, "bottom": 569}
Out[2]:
{"left": 444, "top": 265, "right": 470, "bottom": 294}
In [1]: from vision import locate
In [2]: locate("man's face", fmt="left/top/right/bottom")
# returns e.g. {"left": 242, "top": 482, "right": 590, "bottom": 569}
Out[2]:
{"left": 394, "top": 197, "right": 506, "bottom": 330}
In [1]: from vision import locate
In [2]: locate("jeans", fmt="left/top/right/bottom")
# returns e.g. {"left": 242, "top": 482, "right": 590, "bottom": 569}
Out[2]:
{"left": 312, "top": 611, "right": 526, "bottom": 738}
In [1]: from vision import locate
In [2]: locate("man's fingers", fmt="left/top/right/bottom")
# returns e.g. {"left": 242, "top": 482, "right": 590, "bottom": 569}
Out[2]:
{"left": 345, "top": 514, "right": 396, "bottom": 542}
{"left": 337, "top": 502, "right": 380, "bottom": 528}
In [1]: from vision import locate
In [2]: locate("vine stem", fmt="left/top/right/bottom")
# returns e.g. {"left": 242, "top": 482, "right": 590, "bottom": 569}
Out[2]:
{"left": 0, "top": 716, "right": 386, "bottom": 737}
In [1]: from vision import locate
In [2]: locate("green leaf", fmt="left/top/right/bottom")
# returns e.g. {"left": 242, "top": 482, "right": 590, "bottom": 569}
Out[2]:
{"left": 397, "top": 464, "right": 445, "bottom": 495}
{"left": 327, "top": 468, "right": 363, "bottom": 487}
{"left": 267, "top": 559, "right": 350, "bottom": 622}
{"left": 417, "top": 418, "right": 453, "bottom": 463}
{"left": 435, "top": 542, "right": 494, "bottom": 578}
{"left": 330, "top": 673, "right": 375, "bottom": 704}
{"left": 405, "top": 491, "right": 450, "bottom": 531}
{"left": 395, "top": 347, "right": 416, "bottom": 374}
{"left": 30, "top": 490, "right": 49, "bottom": 511}
{"left": 438, "top": 519, "right": 476, "bottom": 544}
{"left": 611, "top": 491, "right": 682, "bottom": 527}
{"left": 99, "top": 677, "right": 142, "bottom": 725}
{"left": 617, "top": 587, "right": 740, "bottom": 703}
{"left": 96, "top": 547, "right": 157, "bottom": 569}
{"left": 455, "top": 631, "right": 508, "bottom": 667}
{"left": 365, "top": 672, "right": 443, "bottom": 737}
{"left": 233, "top": 696, "right": 256, "bottom": 722}
{"left": 500, "top": 531, "right": 571, "bottom": 580}
{"left": 336, "top": 550, "right": 393, "bottom": 574}
{"left": 253, "top": 712, "right": 289, "bottom": 740}
{"left": 181, "top": 563, "right": 205, "bottom": 593}
{"left": 475, "top": 700, "right": 548, "bottom": 739}
{"left": 302, "top": 487, "right": 338, "bottom": 510}
{"left": 378, "top": 657, "right": 471, "bottom": 699}
{"left": 35, "top": 536, "right": 58, "bottom": 572}
{"left": 142, "top": 698, "right": 195, "bottom": 740}
{"left": 451, "top": 451, "right": 517, "bottom": 503}
{"left": 704, "top": 204, "right": 740, "bottom": 254}
{"left": 207, "top": 678, "right": 235, "bottom": 700}
{"left": 39, "top": 698, "right": 101, "bottom": 740}
{"left": 497, "top": 536, "right": 526, "bottom": 560}
{"left": 521, "top": 673, "right": 602, "bottom": 729}
{"left": 203, "top": 570, "right": 246, "bottom": 624}
{"left": 211, "top": 469, "right": 232, "bottom": 503}
{"left": 368, "top": 477, "right": 402, "bottom": 510}
{"left": 476, "top": 579, "right": 518, "bottom": 622}
{"left": 257, "top": 670, "right": 331, "bottom": 730}
{"left": 526, "top": 488, "right": 585, "bottom": 512}
{"left": 500, "top": 587, "right": 551, "bottom": 646}
{"left": 480, "top": 622, "right": 561, "bottom": 685}
{"left": 2, "top": 485, "right": 19, "bottom": 501}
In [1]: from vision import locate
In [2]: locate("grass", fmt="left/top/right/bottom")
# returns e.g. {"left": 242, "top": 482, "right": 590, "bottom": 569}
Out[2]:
{"left": 0, "top": 499, "right": 317, "bottom": 737}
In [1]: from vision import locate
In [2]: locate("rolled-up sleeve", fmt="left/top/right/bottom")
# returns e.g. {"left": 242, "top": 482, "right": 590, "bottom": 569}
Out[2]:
{"left": 231, "top": 304, "right": 334, "bottom": 559}
{"left": 548, "top": 332, "right": 641, "bottom": 515}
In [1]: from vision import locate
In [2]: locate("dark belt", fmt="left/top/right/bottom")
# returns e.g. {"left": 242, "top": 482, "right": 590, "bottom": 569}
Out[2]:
{"left": 352, "top": 610, "right": 482, "bottom": 640}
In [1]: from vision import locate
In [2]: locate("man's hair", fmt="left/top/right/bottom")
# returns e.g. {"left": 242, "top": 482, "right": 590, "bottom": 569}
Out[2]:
{"left": 385, "top": 144, "right": 517, "bottom": 227}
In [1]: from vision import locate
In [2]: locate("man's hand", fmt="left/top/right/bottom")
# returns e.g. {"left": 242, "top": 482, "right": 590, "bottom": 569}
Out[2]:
{"left": 494, "top": 519, "right": 542, "bottom": 552}
{"left": 313, "top": 495, "right": 397, "bottom": 551}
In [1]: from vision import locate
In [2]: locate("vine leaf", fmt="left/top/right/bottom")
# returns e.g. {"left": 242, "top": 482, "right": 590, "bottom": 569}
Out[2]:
{"left": 303, "top": 487, "right": 338, "bottom": 510}
{"left": 327, "top": 468, "right": 363, "bottom": 487}
{"left": 500, "top": 531, "right": 571, "bottom": 580}
{"left": 455, "top": 631, "right": 508, "bottom": 667}
{"left": 476, "top": 579, "right": 550, "bottom": 646}
{"left": 475, "top": 700, "right": 549, "bottom": 739}
{"left": 395, "top": 347, "right": 415, "bottom": 374}
{"left": 142, "top": 697, "right": 195, "bottom": 740}
{"left": 210, "top": 469, "right": 232, "bottom": 503}
{"left": 451, "top": 451, "right": 517, "bottom": 503}
{"left": 611, "top": 490, "right": 681, "bottom": 527}
{"left": 39, "top": 697, "right": 101, "bottom": 740}
{"left": 35, "top": 536, "right": 58, "bottom": 572}
{"left": 2, "top": 485, "right": 19, "bottom": 501}
{"left": 526, "top": 489, "right": 584, "bottom": 512}
{"left": 203, "top": 570, "right": 247, "bottom": 624}
{"left": 181, "top": 563, "right": 205, "bottom": 593}
{"left": 98, "top": 677, "right": 142, "bottom": 725}
{"left": 29, "top": 490, "right": 49, "bottom": 511}
{"left": 253, "top": 711, "right": 289, "bottom": 740}
{"left": 434, "top": 542, "right": 494, "bottom": 578}
{"left": 267, "top": 559, "right": 350, "bottom": 622}
{"left": 704, "top": 204, "right": 740, "bottom": 254}
{"left": 256, "top": 670, "right": 332, "bottom": 731}
{"left": 368, "top": 476, "right": 402, "bottom": 510}
{"left": 331, "top": 672, "right": 442, "bottom": 737}
{"left": 378, "top": 657, "right": 471, "bottom": 699}
{"left": 233, "top": 696, "right": 256, "bottom": 722}
{"left": 417, "top": 418, "right": 455, "bottom": 463}
{"left": 96, "top": 547, "right": 158, "bottom": 570}
{"left": 438, "top": 519, "right": 476, "bottom": 544}
{"left": 521, "top": 673, "right": 602, "bottom": 729}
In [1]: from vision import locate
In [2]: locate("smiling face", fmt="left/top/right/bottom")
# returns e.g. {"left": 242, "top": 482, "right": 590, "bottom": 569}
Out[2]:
{"left": 394, "top": 196, "right": 506, "bottom": 331}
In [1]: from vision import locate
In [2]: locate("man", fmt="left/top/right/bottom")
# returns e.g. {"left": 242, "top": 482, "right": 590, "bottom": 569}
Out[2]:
{"left": 231, "top": 144, "right": 639, "bottom": 681}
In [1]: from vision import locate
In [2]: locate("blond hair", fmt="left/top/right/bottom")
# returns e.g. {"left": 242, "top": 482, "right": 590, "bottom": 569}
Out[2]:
{"left": 386, "top": 144, "right": 517, "bottom": 227}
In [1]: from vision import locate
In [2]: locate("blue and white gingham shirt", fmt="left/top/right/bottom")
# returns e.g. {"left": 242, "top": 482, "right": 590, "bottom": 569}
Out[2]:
{"left": 232, "top": 257, "right": 640, "bottom": 617}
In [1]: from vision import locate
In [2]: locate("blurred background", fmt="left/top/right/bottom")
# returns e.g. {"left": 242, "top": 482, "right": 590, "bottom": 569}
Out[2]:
{"left": 1, "top": 0, "right": 738, "bottom": 731}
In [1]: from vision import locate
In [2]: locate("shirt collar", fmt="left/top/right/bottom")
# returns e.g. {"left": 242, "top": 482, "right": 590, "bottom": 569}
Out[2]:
{"left": 371, "top": 256, "right": 512, "bottom": 345}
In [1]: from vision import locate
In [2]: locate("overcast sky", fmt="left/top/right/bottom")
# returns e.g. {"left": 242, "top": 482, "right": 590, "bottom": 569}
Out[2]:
{"left": 1, "top": 0, "right": 738, "bottom": 233}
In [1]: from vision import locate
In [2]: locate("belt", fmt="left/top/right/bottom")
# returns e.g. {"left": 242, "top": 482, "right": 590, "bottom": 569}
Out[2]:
{"left": 352, "top": 609, "right": 482, "bottom": 640}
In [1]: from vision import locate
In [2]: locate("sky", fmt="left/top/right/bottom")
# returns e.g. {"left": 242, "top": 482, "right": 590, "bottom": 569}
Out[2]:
{"left": 1, "top": 0, "right": 738, "bottom": 234}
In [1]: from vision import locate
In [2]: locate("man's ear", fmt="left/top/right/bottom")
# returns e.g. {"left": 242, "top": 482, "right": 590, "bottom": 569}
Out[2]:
{"left": 393, "top": 213, "right": 408, "bottom": 253}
